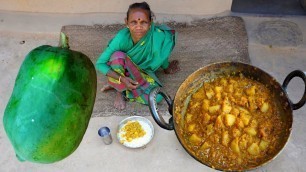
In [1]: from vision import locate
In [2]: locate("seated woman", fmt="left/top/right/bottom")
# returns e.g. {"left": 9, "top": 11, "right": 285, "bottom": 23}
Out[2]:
{"left": 96, "top": 1, "right": 180, "bottom": 110}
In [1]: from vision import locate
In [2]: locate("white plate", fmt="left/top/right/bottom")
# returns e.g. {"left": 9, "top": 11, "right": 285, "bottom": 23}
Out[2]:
{"left": 117, "top": 116, "right": 154, "bottom": 148}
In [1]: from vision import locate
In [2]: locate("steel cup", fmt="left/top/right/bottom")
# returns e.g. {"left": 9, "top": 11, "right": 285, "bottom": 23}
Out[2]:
{"left": 98, "top": 126, "right": 113, "bottom": 145}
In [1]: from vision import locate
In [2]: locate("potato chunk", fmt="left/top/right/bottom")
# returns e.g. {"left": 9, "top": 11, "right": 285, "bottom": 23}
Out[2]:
{"left": 222, "top": 99, "right": 232, "bottom": 113}
{"left": 215, "top": 86, "right": 223, "bottom": 100}
{"left": 213, "top": 134, "right": 221, "bottom": 143}
{"left": 188, "top": 123, "right": 196, "bottom": 132}
{"left": 189, "top": 134, "right": 202, "bottom": 145}
{"left": 238, "top": 107, "right": 250, "bottom": 114}
{"left": 192, "top": 87, "right": 205, "bottom": 99}
{"left": 222, "top": 131, "right": 230, "bottom": 146}
{"left": 224, "top": 114, "right": 236, "bottom": 127}
{"left": 203, "top": 113, "right": 211, "bottom": 124}
{"left": 250, "top": 119, "right": 258, "bottom": 128}
{"left": 215, "top": 115, "right": 225, "bottom": 128}
{"left": 227, "top": 84, "right": 234, "bottom": 93}
{"left": 209, "top": 105, "right": 221, "bottom": 113}
{"left": 190, "top": 102, "right": 200, "bottom": 109}
{"left": 186, "top": 113, "right": 193, "bottom": 123}
{"left": 206, "top": 89, "right": 215, "bottom": 99}
{"left": 244, "top": 127, "right": 257, "bottom": 136}
{"left": 231, "top": 108, "right": 240, "bottom": 116}
{"left": 240, "top": 113, "right": 252, "bottom": 126}
{"left": 231, "top": 138, "right": 240, "bottom": 154}
{"left": 248, "top": 96, "right": 258, "bottom": 111}
{"left": 206, "top": 124, "right": 214, "bottom": 135}
{"left": 238, "top": 96, "right": 248, "bottom": 106}
{"left": 202, "top": 99, "right": 210, "bottom": 111}
{"left": 215, "top": 86, "right": 223, "bottom": 93}
{"left": 259, "top": 140, "right": 269, "bottom": 150}
{"left": 261, "top": 102, "right": 269, "bottom": 113}
{"left": 200, "top": 141, "right": 211, "bottom": 150}
{"left": 246, "top": 86, "right": 256, "bottom": 96}
{"left": 232, "top": 128, "right": 241, "bottom": 138}
{"left": 220, "top": 78, "right": 228, "bottom": 86}
{"left": 239, "top": 135, "right": 248, "bottom": 149}
{"left": 236, "top": 118, "right": 245, "bottom": 128}
{"left": 247, "top": 143, "right": 260, "bottom": 155}
{"left": 215, "top": 93, "right": 222, "bottom": 100}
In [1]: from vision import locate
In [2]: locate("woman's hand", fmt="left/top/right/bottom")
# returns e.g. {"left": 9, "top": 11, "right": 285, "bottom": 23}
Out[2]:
{"left": 121, "top": 76, "right": 139, "bottom": 90}
{"left": 106, "top": 70, "right": 139, "bottom": 90}
{"left": 164, "top": 60, "right": 180, "bottom": 74}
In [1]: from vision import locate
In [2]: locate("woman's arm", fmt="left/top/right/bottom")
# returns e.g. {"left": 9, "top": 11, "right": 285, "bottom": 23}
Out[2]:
{"left": 96, "top": 47, "right": 114, "bottom": 75}
{"left": 96, "top": 29, "right": 138, "bottom": 90}
{"left": 96, "top": 29, "right": 128, "bottom": 75}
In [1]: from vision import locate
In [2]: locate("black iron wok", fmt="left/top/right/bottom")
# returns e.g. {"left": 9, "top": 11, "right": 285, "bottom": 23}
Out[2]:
{"left": 149, "top": 62, "right": 306, "bottom": 171}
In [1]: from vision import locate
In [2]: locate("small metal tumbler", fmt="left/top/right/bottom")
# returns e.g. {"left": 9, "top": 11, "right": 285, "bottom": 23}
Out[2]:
{"left": 98, "top": 126, "right": 113, "bottom": 145}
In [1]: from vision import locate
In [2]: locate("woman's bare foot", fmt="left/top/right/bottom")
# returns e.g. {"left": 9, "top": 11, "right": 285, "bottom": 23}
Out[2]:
{"left": 164, "top": 60, "right": 180, "bottom": 74}
{"left": 114, "top": 91, "right": 126, "bottom": 110}
{"left": 101, "top": 85, "right": 114, "bottom": 92}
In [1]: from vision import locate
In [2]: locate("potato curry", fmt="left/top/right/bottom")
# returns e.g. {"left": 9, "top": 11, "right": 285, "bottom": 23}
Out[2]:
{"left": 183, "top": 74, "right": 284, "bottom": 170}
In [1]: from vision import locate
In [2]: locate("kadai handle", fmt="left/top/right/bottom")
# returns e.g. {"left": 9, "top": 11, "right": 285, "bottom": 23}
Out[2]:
{"left": 282, "top": 70, "right": 306, "bottom": 110}
{"left": 149, "top": 87, "right": 174, "bottom": 130}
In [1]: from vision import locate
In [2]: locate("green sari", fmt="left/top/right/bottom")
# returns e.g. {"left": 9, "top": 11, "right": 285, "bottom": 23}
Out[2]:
{"left": 96, "top": 22, "right": 176, "bottom": 104}
{"left": 96, "top": 22, "right": 176, "bottom": 86}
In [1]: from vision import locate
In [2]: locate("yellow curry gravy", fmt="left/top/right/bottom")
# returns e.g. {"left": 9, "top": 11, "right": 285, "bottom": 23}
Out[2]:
{"left": 183, "top": 75, "right": 284, "bottom": 170}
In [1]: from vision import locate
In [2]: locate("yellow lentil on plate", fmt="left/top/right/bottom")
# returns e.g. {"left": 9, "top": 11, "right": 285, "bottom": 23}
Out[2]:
{"left": 122, "top": 121, "right": 146, "bottom": 142}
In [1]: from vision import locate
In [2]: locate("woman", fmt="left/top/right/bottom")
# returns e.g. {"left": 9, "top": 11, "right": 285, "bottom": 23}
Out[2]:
{"left": 96, "top": 2, "right": 180, "bottom": 110}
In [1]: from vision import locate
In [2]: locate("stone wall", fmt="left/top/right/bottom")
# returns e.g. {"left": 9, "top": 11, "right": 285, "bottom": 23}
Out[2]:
{"left": 0, "top": 0, "right": 232, "bottom": 15}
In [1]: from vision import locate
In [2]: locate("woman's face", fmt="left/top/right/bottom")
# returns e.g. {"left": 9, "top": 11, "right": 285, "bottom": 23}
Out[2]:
{"left": 126, "top": 8, "right": 151, "bottom": 43}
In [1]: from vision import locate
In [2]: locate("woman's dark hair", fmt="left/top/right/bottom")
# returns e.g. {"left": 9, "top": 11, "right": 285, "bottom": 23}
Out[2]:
{"left": 126, "top": 2, "right": 154, "bottom": 21}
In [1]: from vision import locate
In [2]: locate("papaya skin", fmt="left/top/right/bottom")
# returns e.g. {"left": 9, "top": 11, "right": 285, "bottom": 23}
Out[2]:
{"left": 3, "top": 44, "right": 97, "bottom": 163}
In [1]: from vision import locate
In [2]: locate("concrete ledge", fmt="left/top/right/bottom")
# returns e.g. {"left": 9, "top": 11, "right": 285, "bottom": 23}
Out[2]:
{"left": 0, "top": 10, "right": 231, "bottom": 33}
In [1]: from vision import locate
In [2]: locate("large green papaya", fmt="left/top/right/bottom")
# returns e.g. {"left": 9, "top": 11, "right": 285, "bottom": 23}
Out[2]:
{"left": 3, "top": 33, "right": 97, "bottom": 163}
